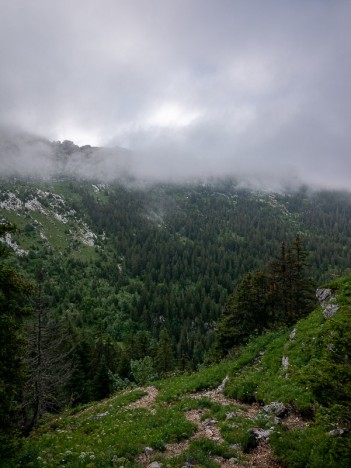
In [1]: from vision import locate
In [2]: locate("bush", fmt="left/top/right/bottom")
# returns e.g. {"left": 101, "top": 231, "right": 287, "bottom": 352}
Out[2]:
{"left": 130, "top": 356, "right": 158, "bottom": 385}
{"left": 271, "top": 427, "right": 351, "bottom": 468}
{"left": 108, "top": 370, "right": 131, "bottom": 392}
{"left": 225, "top": 370, "right": 261, "bottom": 403}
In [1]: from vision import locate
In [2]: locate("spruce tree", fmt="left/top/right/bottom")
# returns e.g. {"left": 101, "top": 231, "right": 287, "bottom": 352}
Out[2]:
{"left": 0, "top": 224, "right": 32, "bottom": 457}
{"left": 155, "top": 327, "right": 175, "bottom": 374}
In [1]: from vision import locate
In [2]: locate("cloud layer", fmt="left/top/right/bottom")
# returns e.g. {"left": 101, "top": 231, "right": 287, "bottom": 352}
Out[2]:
{"left": 0, "top": 1, "right": 350, "bottom": 188}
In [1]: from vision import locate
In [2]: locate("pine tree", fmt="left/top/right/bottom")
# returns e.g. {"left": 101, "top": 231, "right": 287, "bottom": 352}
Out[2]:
{"left": 214, "top": 270, "right": 271, "bottom": 356}
{"left": 214, "top": 236, "right": 316, "bottom": 357}
{"left": 0, "top": 224, "right": 32, "bottom": 457}
{"left": 268, "top": 235, "right": 315, "bottom": 324}
{"left": 155, "top": 327, "right": 175, "bottom": 374}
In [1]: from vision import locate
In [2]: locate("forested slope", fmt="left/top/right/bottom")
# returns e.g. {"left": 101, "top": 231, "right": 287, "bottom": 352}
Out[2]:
{"left": 1, "top": 178, "right": 351, "bottom": 370}
{"left": 12, "top": 273, "right": 351, "bottom": 467}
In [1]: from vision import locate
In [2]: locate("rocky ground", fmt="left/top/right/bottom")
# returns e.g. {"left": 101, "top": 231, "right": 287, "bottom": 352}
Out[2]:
{"left": 131, "top": 384, "right": 302, "bottom": 467}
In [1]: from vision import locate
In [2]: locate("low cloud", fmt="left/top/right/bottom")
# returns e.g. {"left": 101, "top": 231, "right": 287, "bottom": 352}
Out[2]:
{"left": 0, "top": 1, "right": 350, "bottom": 190}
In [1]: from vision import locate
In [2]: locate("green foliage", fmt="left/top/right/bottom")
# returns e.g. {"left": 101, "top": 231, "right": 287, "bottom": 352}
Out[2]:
{"left": 271, "top": 428, "right": 351, "bottom": 468}
{"left": 157, "top": 360, "right": 233, "bottom": 402}
{"left": 17, "top": 391, "right": 195, "bottom": 467}
{"left": 225, "top": 370, "right": 262, "bottom": 404}
{"left": 2, "top": 179, "right": 351, "bottom": 372}
{"left": 8, "top": 272, "right": 351, "bottom": 465}
{"left": 159, "top": 437, "right": 238, "bottom": 467}
{"left": 130, "top": 356, "right": 158, "bottom": 385}
{"left": 215, "top": 235, "right": 316, "bottom": 356}
{"left": 0, "top": 223, "right": 33, "bottom": 459}
{"left": 301, "top": 307, "right": 351, "bottom": 408}
{"left": 155, "top": 327, "right": 175, "bottom": 374}
{"left": 108, "top": 371, "right": 131, "bottom": 392}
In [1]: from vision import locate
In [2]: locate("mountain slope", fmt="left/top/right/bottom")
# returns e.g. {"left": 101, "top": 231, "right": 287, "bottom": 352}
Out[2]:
{"left": 1, "top": 177, "right": 351, "bottom": 370}
{"left": 13, "top": 274, "right": 351, "bottom": 467}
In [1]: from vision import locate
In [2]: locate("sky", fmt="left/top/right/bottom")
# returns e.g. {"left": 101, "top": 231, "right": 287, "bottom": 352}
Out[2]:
{"left": 0, "top": 0, "right": 350, "bottom": 188}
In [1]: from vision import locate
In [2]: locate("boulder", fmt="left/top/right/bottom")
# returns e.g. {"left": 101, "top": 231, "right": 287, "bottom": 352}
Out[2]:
{"left": 249, "top": 427, "right": 274, "bottom": 441}
{"left": 262, "top": 402, "right": 288, "bottom": 418}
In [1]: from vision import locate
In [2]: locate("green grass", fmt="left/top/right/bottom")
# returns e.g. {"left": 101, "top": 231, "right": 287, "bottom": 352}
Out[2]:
{"left": 9, "top": 274, "right": 351, "bottom": 467}
{"left": 156, "top": 360, "right": 234, "bottom": 402}
{"left": 155, "top": 438, "right": 239, "bottom": 467}
{"left": 17, "top": 390, "right": 195, "bottom": 467}
{"left": 271, "top": 427, "right": 351, "bottom": 468}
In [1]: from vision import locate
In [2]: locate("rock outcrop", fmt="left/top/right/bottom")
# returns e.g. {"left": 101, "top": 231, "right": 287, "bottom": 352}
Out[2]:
{"left": 316, "top": 288, "right": 339, "bottom": 319}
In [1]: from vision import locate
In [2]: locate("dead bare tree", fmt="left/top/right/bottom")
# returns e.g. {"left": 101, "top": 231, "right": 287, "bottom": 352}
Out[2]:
{"left": 22, "top": 269, "right": 72, "bottom": 434}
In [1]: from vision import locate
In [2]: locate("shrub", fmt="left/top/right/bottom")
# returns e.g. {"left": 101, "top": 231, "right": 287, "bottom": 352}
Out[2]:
{"left": 130, "top": 356, "right": 158, "bottom": 385}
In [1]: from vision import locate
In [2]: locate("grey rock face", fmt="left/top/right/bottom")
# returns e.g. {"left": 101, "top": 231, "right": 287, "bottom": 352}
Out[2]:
{"left": 316, "top": 288, "right": 339, "bottom": 319}
{"left": 316, "top": 288, "right": 333, "bottom": 306}
{"left": 323, "top": 304, "right": 339, "bottom": 319}
{"left": 289, "top": 328, "right": 297, "bottom": 340}
{"left": 147, "top": 463, "right": 162, "bottom": 468}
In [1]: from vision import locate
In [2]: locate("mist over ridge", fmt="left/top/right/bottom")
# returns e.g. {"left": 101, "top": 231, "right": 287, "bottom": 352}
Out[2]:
{"left": 0, "top": 1, "right": 350, "bottom": 192}
{"left": 0, "top": 125, "right": 349, "bottom": 193}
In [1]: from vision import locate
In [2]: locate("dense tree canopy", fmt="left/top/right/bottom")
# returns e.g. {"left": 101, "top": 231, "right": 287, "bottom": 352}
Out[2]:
{"left": 214, "top": 236, "right": 316, "bottom": 357}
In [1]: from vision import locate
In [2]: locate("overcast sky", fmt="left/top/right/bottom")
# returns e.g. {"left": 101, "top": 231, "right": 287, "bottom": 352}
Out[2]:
{"left": 0, "top": 0, "right": 350, "bottom": 188}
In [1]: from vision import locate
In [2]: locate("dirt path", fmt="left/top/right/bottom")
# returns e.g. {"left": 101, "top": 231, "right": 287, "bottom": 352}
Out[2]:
{"left": 246, "top": 443, "right": 281, "bottom": 468}
{"left": 127, "top": 386, "right": 159, "bottom": 409}
{"left": 189, "top": 389, "right": 260, "bottom": 419}
{"left": 136, "top": 385, "right": 282, "bottom": 467}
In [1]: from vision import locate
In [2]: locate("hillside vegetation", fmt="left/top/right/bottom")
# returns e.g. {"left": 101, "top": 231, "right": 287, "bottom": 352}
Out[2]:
{"left": 2, "top": 178, "right": 351, "bottom": 371}
{"left": 11, "top": 273, "right": 351, "bottom": 467}
{"left": 1, "top": 177, "right": 351, "bottom": 466}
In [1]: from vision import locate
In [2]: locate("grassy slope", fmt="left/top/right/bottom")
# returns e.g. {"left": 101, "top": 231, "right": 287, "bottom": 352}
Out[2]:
{"left": 12, "top": 275, "right": 351, "bottom": 467}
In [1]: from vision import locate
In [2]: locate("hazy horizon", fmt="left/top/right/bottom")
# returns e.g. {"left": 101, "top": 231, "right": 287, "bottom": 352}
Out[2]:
{"left": 0, "top": 1, "right": 350, "bottom": 190}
